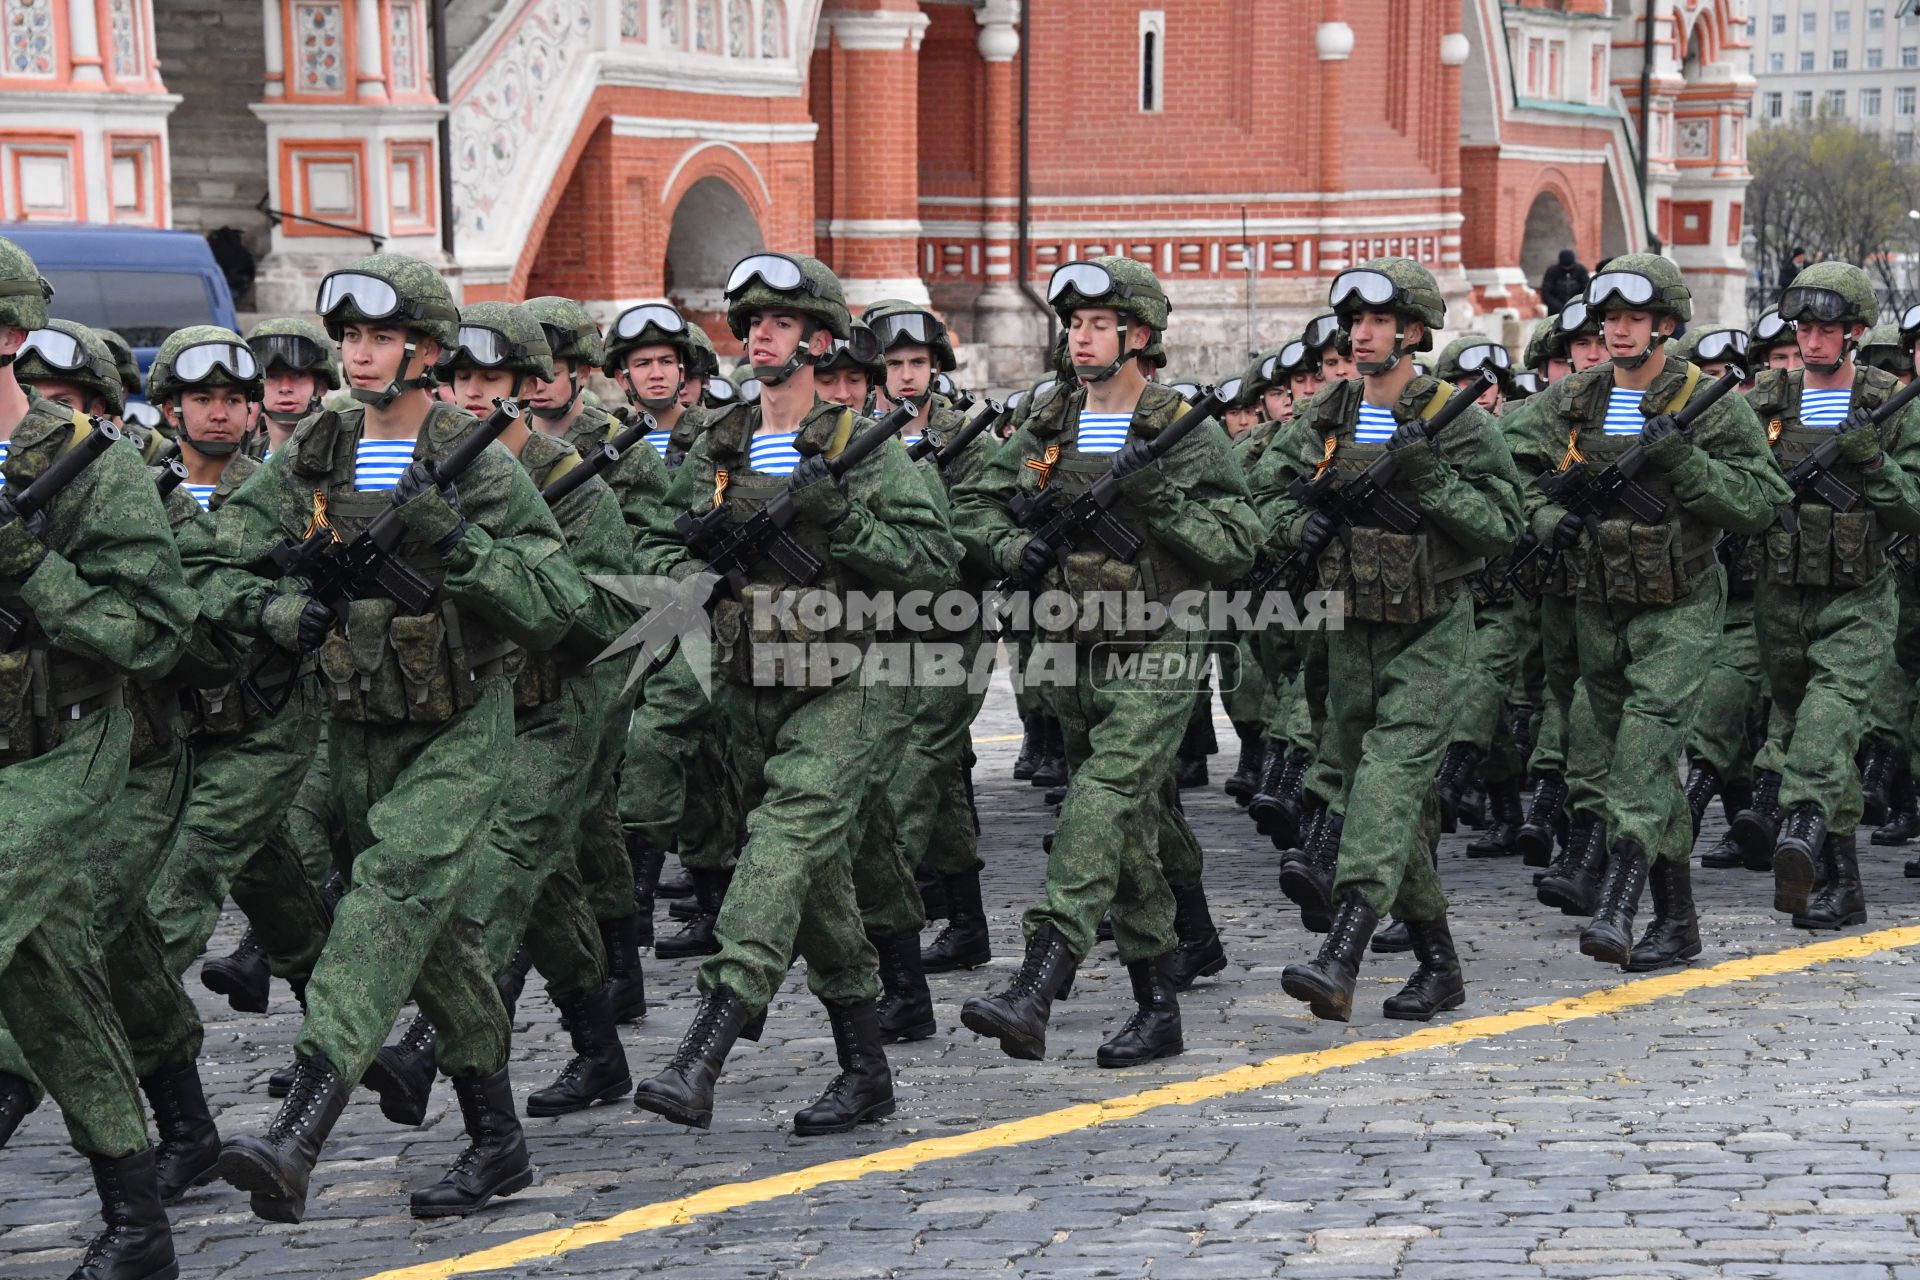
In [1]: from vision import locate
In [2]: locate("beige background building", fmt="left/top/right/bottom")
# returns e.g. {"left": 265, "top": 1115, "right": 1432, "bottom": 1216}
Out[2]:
{"left": 1748, "top": 0, "right": 1920, "bottom": 151}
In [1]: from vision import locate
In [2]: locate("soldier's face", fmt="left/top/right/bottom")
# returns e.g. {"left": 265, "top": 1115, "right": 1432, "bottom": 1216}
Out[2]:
{"left": 178, "top": 387, "right": 250, "bottom": 448}
{"left": 618, "top": 346, "right": 682, "bottom": 405}
{"left": 885, "top": 347, "right": 933, "bottom": 402}
{"left": 1068, "top": 309, "right": 1136, "bottom": 370}
{"left": 1795, "top": 320, "right": 1859, "bottom": 371}
{"left": 1601, "top": 310, "right": 1668, "bottom": 360}
{"left": 340, "top": 324, "right": 428, "bottom": 388}
{"left": 1265, "top": 386, "right": 1295, "bottom": 420}
{"left": 452, "top": 368, "right": 518, "bottom": 415}
{"left": 28, "top": 379, "right": 94, "bottom": 414}
{"left": 815, "top": 366, "right": 870, "bottom": 410}
{"left": 1697, "top": 359, "right": 1734, "bottom": 380}
{"left": 1567, "top": 334, "right": 1609, "bottom": 372}
{"left": 1346, "top": 310, "right": 1410, "bottom": 367}
{"left": 746, "top": 310, "right": 816, "bottom": 368}
{"left": 1222, "top": 405, "right": 1260, "bottom": 437}
{"left": 679, "top": 369, "right": 702, "bottom": 407}
{"left": 526, "top": 358, "right": 577, "bottom": 412}
{"left": 263, "top": 370, "right": 318, "bottom": 416}
{"left": 1459, "top": 377, "right": 1501, "bottom": 411}
{"left": 1319, "top": 349, "right": 1356, "bottom": 381}
{"left": 1545, "top": 356, "right": 1573, "bottom": 382}
{"left": 1768, "top": 343, "right": 1803, "bottom": 370}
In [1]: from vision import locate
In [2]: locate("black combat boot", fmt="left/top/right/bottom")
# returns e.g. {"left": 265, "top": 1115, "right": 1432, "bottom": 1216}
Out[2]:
{"left": 1224, "top": 723, "right": 1264, "bottom": 805}
{"left": 72, "top": 1147, "right": 177, "bottom": 1280}
{"left": 1537, "top": 813, "right": 1608, "bottom": 916}
{"left": 265, "top": 980, "right": 308, "bottom": 1100}
{"left": 1772, "top": 803, "right": 1828, "bottom": 916}
{"left": 1030, "top": 717, "right": 1068, "bottom": 789}
{"left": 1281, "top": 810, "right": 1342, "bottom": 934}
{"left": 1578, "top": 839, "right": 1651, "bottom": 966}
{"left": 0, "top": 1070, "right": 34, "bottom": 1149}
{"left": 1873, "top": 770, "right": 1918, "bottom": 847}
{"left": 1794, "top": 833, "right": 1868, "bottom": 931}
{"left": 1861, "top": 736, "right": 1898, "bottom": 826}
{"left": 1174, "top": 717, "right": 1210, "bottom": 790}
{"left": 1371, "top": 918, "right": 1412, "bottom": 953}
{"left": 626, "top": 834, "right": 667, "bottom": 947}
{"left": 527, "top": 988, "right": 633, "bottom": 1117}
{"left": 1625, "top": 858, "right": 1702, "bottom": 972}
{"left": 633, "top": 986, "right": 752, "bottom": 1129}
{"left": 1381, "top": 916, "right": 1465, "bottom": 1021}
{"left": 409, "top": 1067, "right": 533, "bottom": 1218}
{"left": 921, "top": 870, "right": 991, "bottom": 971}
{"left": 1683, "top": 761, "right": 1720, "bottom": 843}
{"left": 1701, "top": 779, "right": 1752, "bottom": 868}
{"left": 495, "top": 945, "right": 533, "bottom": 1020}
{"left": 1466, "top": 777, "right": 1524, "bottom": 857}
{"left": 1729, "top": 769, "right": 1783, "bottom": 872}
{"left": 960, "top": 923, "right": 1076, "bottom": 1061}
{"left": 1281, "top": 893, "right": 1378, "bottom": 1022}
{"left": 1012, "top": 711, "right": 1044, "bottom": 781}
{"left": 139, "top": 1066, "right": 220, "bottom": 1205}
{"left": 1167, "top": 883, "right": 1227, "bottom": 990}
{"left": 654, "top": 867, "right": 730, "bottom": 959}
{"left": 216, "top": 1052, "right": 350, "bottom": 1223}
{"left": 1250, "top": 747, "right": 1311, "bottom": 847}
{"left": 361, "top": 1014, "right": 438, "bottom": 1128}
{"left": 200, "top": 928, "right": 270, "bottom": 1015}
{"left": 916, "top": 873, "right": 949, "bottom": 923}
{"left": 793, "top": 1000, "right": 895, "bottom": 1135}
{"left": 1513, "top": 772, "right": 1567, "bottom": 867}
{"left": 1433, "top": 742, "right": 1480, "bottom": 834}
{"left": 1097, "top": 953, "right": 1184, "bottom": 1067}
{"left": 600, "top": 916, "right": 647, "bottom": 1025}
{"left": 872, "top": 930, "right": 936, "bottom": 1044}
{"left": 656, "top": 866, "right": 694, "bottom": 900}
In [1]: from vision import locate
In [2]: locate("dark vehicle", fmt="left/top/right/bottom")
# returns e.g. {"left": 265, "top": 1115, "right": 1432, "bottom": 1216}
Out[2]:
{"left": 0, "top": 222, "right": 239, "bottom": 376}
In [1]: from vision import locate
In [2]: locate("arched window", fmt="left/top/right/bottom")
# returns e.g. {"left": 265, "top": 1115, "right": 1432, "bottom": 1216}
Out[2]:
{"left": 695, "top": 0, "right": 717, "bottom": 51}
{"left": 760, "top": 0, "right": 785, "bottom": 57}
{"left": 659, "top": 0, "right": 684, "bottom": 49}
{"left": 727, "top": 0, "right": 749, "bottom": 55}
{"left": 1138, "top": 11, "right": 1165, "bottom": 113}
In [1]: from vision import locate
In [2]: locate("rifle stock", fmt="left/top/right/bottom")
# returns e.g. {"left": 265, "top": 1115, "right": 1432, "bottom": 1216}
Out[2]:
{"left": 541, "top": 411, "right": 657, "bottom": 505}
{"left": 0, "top": 418, "right": 123, "bottom": 648}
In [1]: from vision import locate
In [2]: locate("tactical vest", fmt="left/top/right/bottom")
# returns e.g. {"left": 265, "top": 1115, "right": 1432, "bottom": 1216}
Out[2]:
{"left": 1303, "top": 381, "right": 1485, "bottom": 625}
{"left": 510, "top": 432, "right": 586, "bottom": 711}
{"left": 296, "top": 407, "right": 519, "bottom": 725}
{"left": 1022, "top": 388, "right": 1208, "bottom": 648}
{"left": 703, "top": 405, "right": 872, "bottom": 686}
{"left": 1555, "top": 364, "right": 1720, "bottom": 606}
{"left": 1755, "top": 366, "right": 1898, "bottom": 591}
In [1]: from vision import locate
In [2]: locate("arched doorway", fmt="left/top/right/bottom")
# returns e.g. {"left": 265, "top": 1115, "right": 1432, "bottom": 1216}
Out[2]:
{"left": 664, "top": 176, "right": 766, "bottom": 315}
{"left": 1520, "top": 189, "right": 1577, "bottom": 290}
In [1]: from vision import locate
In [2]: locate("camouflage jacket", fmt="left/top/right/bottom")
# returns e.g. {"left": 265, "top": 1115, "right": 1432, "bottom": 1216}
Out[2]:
{"left": 556, "top": 396, "right": 676, "bottom": 560}
{"left": 1747, "top": 364, "right": 1920, "bottom": 535}
{"left": 515, "top": 429, "right": 635, "bottom": 656}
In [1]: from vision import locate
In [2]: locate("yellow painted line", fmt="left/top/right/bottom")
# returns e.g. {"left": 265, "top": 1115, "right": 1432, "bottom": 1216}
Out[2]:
{"left": 364, "top": 922, "right": 1920, "bottom": 1280}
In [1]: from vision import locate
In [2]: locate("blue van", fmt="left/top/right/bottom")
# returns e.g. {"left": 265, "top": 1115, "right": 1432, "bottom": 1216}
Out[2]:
{"left": 0, "top": 223, "right": 238, "bottom": 376}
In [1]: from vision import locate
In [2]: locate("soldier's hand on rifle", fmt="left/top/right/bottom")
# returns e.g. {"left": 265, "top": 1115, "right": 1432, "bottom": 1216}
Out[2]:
{"left": 1550, "top": 511, "right": 1585, "bottom": 551}
{"left": 787, "top": 453, "right": 850, "bottom": 528}
{"left": 0, "top": 495, "right": 49, "bottom": 579}
{"left": 1387, "top": 419, "right": 1427, "bottom": 451}
{"left": 1015, "top": 534, "right": 1057, "bottom": 585}
{"left": 260, "top": 590, "right": 335, "bottom": 654}
{"left": 1638, "top": 412, "right": 1693, "bottom": 471}
{"left": 391, "top": 460, "right": 469, "bottom": 553}
{"left": 1297, "top": 510, "right": 1336, "bottom": 558}
{"left": 1837, "top": 408, "right": 1883, "bottom": 465}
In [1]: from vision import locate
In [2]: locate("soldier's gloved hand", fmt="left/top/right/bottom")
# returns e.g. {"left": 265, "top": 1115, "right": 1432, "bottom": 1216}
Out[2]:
{"left": 1640, "top": 412, "right": 1680, "bottom": 447}
{"left": 260, "top": 591, "right": 335, "bottom": 654}
{"left": 0, "top": 496, "right": 49, "bottom": 580}
{"left": 1387, "top": 419, "right": 1427, "bottom": 451}
{"left": 391, "top": 460, "right": 468, "bottom": 551}
{"left": 787, "top": 454, "right": 850, "bottom": 528}
{"left": 1110, "top": 440, "right": 1155, "bottom": 479}
{"left": 1297, "top": 510, "right": 1336, "bottom": 557}
{"left": 1638, "top": 413, "right": 1694, "bottom": 471}
{"left": 1837, "top": 407, "right": 1883, "bottom": 465}
{"left": 1015, "top": 534, "right": 1057, "bottom": 585}
{"left": 1550, "top": 511, "right": 1586, "bottom": 551}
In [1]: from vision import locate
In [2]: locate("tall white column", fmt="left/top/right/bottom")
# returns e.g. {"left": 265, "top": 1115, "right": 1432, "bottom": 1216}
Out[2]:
{"left": 69, "top": 0, "right": 105, "bottom": 83}
{"left": 356, "top": 0, "right": 388, "bottom": 102}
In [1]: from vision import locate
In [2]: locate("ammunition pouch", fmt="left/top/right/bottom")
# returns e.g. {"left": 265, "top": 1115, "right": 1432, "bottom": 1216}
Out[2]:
{"left": 1764, "top": 506, "right": 1884, "bottom": 591}
{"left": 0, "top": 645, "right": 127, "bottom": 765}
{"left": 317, "top": 597, "right": 515, "bottom": 725}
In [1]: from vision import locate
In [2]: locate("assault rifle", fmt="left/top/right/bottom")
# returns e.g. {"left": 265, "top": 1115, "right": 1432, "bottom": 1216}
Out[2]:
{"left": 1504, "top": 365, "right": 1745, "bottom": 590}
{"left": 674, "top": 394, "right": 924, "bottom": 599}
{"left": 907, "top": 397, "right": 1003, "bottom": 474}
{"left": 993, "top": 388, "right": 1228, "bottom": 601}
{"left": 0, "top": 417, "right": 123, "bottom": 647}
{"left": 156, "top": 455, "right": 189, "bottom": 499}
{"left": 1247, "top": 371, "right": 1496, "bottom": 596}
{"left": 541, "top": 410, "right": 657, "bottom": 506}
{"left": 1775, "top": 373, "right": 1920, "bottom": 534}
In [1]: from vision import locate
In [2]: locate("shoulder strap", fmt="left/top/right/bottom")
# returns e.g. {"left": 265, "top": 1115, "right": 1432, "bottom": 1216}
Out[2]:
{"left": 65, "top": 408, "right": 92, "bottom": 453}
{"left": 542, "top": 450, "right": 582, "bottom": 490}
{"left": 822, "top": 407, "right": 857, "bottom": 460}
{"left": 1418, "top": 382, "right": 1453, "bottom": 422}
{"left": 1666, "top": 362, "right": 1702, "bottom": 414}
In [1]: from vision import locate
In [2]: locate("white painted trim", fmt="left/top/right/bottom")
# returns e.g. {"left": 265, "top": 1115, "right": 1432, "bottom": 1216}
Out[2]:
{"left": 610, "top": 115, "right": 817, "bottom": 142}
{"left": 597, "top": 52, "right": 806, "bottom": 97}
{"left": 1490, "top": 144, "right": 1609, "bottom": 165}
{"left": 814, "top": 218, "right": 923, "bottom": 236}
{"left": 814, "top": 9, "right": 929, "bottom": 51}
{"left": 660, "top": 140, "right": 771, "bottom": 207}
{"left": 0, "top": 90, "right": 180, "bottom": 116}
{"left": 919, "top": 189, "right": 1461, "bottom": 208}
{"left": 920, "top": 213, "right": 1466, "bottom": 238}
{"left": 251, "top": 102, "right": 447, "bottom": 126}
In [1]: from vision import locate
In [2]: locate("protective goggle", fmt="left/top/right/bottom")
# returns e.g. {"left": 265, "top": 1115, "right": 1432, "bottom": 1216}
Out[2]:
{"left": 18, "top": 327, "right": 86, "bottom": 372}
{"left": 724, "top": 254, "right": 819, "bottom": 300}
{"left": 866, "top": 309, "right": 945, "bottom": 353}
{"left": 1900, "top": 303, "right": 1920, "bottom": 336}
{"left": 124, "top": 401, "right": 164, "bottom": 431}
{"left": 1217, "top": 377, "right": 1244, "bottom": 402}
{"left": 316, "top": 271, "right": 407, "bottom": 322}
{"left": 1327, "top": 269, "right": 1400, "bottom": 310}
{"left": 1777, "top": 286, "right": 1849, "bottom": 325}
{"left": 736, "top": 377, "right": 763, "bottom": 403}
{"left": 1303, "top": 312, "right": 1343, "bottom": 350}
{"left": 1047, "top": 261, "right": 1137, "bottom": 306}
{"left": 1693, "top": 329, "right": 1750, "bottom": 365}
{"left": 1753, "top": 309, "right": 1793, "bottom": 343}
{"left": 1556, "top": 300, "right": 1595, "bottom": 337}
{"left": 1585, "top": 271, "right": 1658, "bottom": 311}
{"left": 1164, "top": 379, "right": 1202, "bottom": 401}
{"left": 1454, "top": 344, "right": 1511, "bottom": 374}
{"left": 1511, "top": 370, "right": 1542, "bottom": 396}
{"left": 446, "top": 325, "right": 527, "bottom": 368}
{"left": 704, "top": 375, "right": 737, "bottom": 405}
{"left": 1032, "top": 377, "right": 1057, "bottom": 400}
{"left": 1005, "top": 389, "right": 1028, "bottom": 411}
{"left": 611, "top": 303, "right": 687, "bottom": 343}
{"left": 933, "top": 372, "right": 959, "bottom": 398}
{"left": 818, "top": 338, "right": 873, "bottom": 371}
{"left": 172, "top": 341, "right": 260, "bottom": 385}
{"left": 249, "top": 333, "right": 328, "bottom": 373}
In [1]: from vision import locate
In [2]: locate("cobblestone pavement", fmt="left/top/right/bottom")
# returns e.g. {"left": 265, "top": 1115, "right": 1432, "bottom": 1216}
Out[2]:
{"left": 7, "top": 675, "right": 1920, "bottom": 1279}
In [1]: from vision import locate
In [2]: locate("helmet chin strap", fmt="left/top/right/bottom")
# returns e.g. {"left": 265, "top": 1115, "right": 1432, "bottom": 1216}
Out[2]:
{"left": 348, "top": 339, "right": 434, "bottom": 410}
{"left": 755, "top": 320, "right": 820, "bottom": 386}
{"left": 1355, "top": 324, "right": 1408, "bottom": 377}
{"left": 530, "top": 367, "right": 581, "bottom": 422}
{"left": 1613, "top": 332, "right": 1667, "bottom": 372}
{"left": 637, "top": 369, "right": 685, "bottom": 414}
{"left": 264, "top": 393, "right": 323, "bottom": 430}
{"left": 1803, "top": 338, "right": 1855, "bottom": 378}
{"left": 1072, "top": 320, "right": 1134, "bottom": 384}
{"left": 173, "top": 395, "right": 244, "bottom": 455}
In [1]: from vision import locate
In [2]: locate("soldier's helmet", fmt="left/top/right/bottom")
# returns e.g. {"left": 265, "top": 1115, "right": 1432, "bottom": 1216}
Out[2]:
{"left": 1780, "top": 262, "right": 1879, "bottom": 330}
{"left": 1751, "top": 306, "right": 1795, "bottom": 355}
{"left": 442, "top": 302, "right": 555, "bottom": 382}
{"left": 147, "top": 325, "right": 263, "bottom": 404}
{"left": 1522, "top": 315, "right": 1561, "bottom": 371}
{"left": 1859, "top": 322, "right": 1914, "bottom": 375}
{"left": 17, "top": 320, "right": 126, "bottom": 415}
{"left": 860, "top": 299, "right": 957, "bottom": 372}
{"left": 0, "top": 236, "right": 50, "bottom": 334}
{"left": 683, "top": 321, "right": 721, "bottom": 379}
{"left": 1585, "top": 253, "right": 1692, "bottom": 323}
{"left": 1046, "top": 257, "right": 1170, "bottom": 369}
{"left": 523, "top": 296, "right": 606, "bottom": 371}
{"left": 247, "top": 317, "right": 340, "bottom": 391}
{"left": 314, "top": 253, "right": 460, "bottom": 348}
{"left": 816, "top": 323, "right": 885, "bottom": 383}
{"left": 92, "top": 328, "right": 142, "bottom": 396}
{"left": 602, "top": 301, "right": 693, "bottom": 376}
{"left": 723, "top": 253, "right": 851, "bottom": 340}
{"left": 1434, "top": 334, "right": 1514, "bottom": 388}
{"left": 1674, "top": 326, "right": 1752, "bottom": 372}
{"left": 1302, "top": 310, "right": 1350, "bottom": 358}
{"left": 1328, "top": 258, "right": 1446, "bottom": 350}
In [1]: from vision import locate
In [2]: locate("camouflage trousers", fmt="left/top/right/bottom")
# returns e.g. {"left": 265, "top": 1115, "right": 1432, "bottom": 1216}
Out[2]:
{"left": 461, "top": 669, "right": 617, "bottom": 1006}
{"left": 278, "top": 722, "right": 344, "bottom": 888}
{"left": 886, "top": 631, "right": 988, "bottom": 879}
{"left": 577, "top": 671, "right": 637, "bottom": 926}
{"left": 1753, "top": 570, "right": 1898, "bottom": 839}
{"left": 1864, "top": 575, "right": 1920, "bottom": 771}
{"left": 299, "top": 679, "right": 513, "bottom": 1084}
{"left": 622, "top": 647, "right": 739, "bottom": 873}
{"left": 848, "top": 678, "right": 925, "bottom": 941}
{"left": 1324, "top": 595, "right": 1467, "bottom": 923}
{"left": 1024, "top": 633, "right": 1196, "bottom": 965}
{"left": 1219, "top": 631, "right": 1270, "bottom": 728}
{"left": 146, "top": 677, "right": 330, "bottom": 982}
{"left": 1578, "top": 565, "right": 1727, "bottom": 865}
{"left": 1532, "top": 592, "right": 1610, "bottom": 827}
{"left": 1452, "top": 592, "right": 1536, "bottom": 783}
{"left": 1262, "top": 626, "right": 1339, "bottom": 810}
{"left": 698, "top": 675, "right": 886, "bottom": 1012}
{"left": 1684, "top": 592, "right": 1765, "bottom": 788}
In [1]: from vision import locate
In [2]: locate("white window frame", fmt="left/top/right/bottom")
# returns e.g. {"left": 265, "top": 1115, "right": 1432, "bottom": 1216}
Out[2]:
{"left": 1138, "top": 10, "right": 1165, "bottom": 114}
